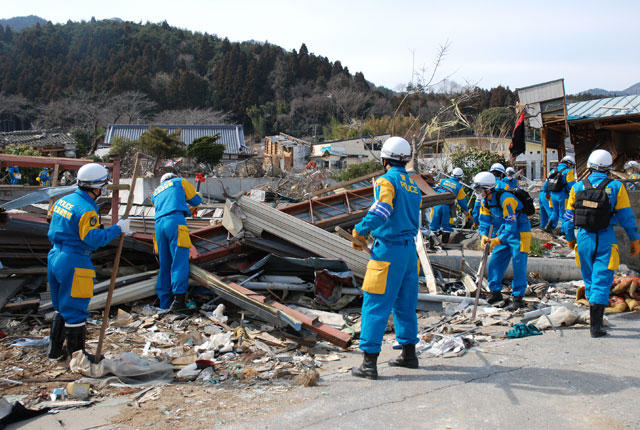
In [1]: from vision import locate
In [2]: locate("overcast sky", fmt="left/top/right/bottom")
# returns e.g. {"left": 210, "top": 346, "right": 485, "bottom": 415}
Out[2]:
{"left": 2, "top": 0, "right": 638, "bottom": 94}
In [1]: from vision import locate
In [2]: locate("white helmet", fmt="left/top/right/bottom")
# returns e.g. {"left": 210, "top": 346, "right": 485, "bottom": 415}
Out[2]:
{"left": 490, "top": 163, "right": 506, "bottom": 175}
{"left": 451, "top": 167, "right": 464, "bottom": 179}
{"left": 77, "top": 163, "right": 109, "bottom": 192}
{"left": 624, "top": 160, "right": 639, "bottom": 171}
{"left": 561, "top": 155, "right": 575, "bottom": 166}
{"left": 587, "top": 149, "right": 613, "bottom": 172}
{"left": 380, "top": 137, "right": 411, "bottom": 163}
{"left": 506, "top": 167, "right": 516, "bottom": 177}
{"left": 161, "top": 172, "right": 178, "bottom": 183}
{"left": 472, "top": 172, "right": 497, "bottom": 191}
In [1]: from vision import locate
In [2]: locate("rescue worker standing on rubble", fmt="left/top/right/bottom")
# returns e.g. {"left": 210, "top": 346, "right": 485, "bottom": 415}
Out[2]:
{"left": 350, "top": 136, "right": 422, "bottom": 380}
{"left": 8, "top": 166, "right": 21, "bottom": 184}
{"left": 563, "top": 150, "right": 640, "bottom": 337}
{"left": 543, "top": 155, "right": 575, "bottom": 233}
{"left": 624, "top": 160, "right": 640, "bottom": 190}
{"left": 36, "top": 168, "right": 51, "bottom": 186}
{"left": 474, "top": 171, "right": 531, "bottom": 311}
{"left": 152, "top": 173, "right": 202, "bottom": 312}
{"left": 539, "top": 181, "right": 553, "bottom": 231}
{"left": 47, "top": 163, "right": 132, "bottom": 361}
{"left": 430, "top": 167, "right": 470, "bottom": 241}
{"left": 504, "top": 167, "right": 518, "bottom": 189}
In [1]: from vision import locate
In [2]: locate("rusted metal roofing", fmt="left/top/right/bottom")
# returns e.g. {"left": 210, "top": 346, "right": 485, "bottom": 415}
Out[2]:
{"left": 104, "top": 124, "right": 249, "bottom": 155}
{"left": 567, "top": 95, "right": 640, "bottom": 121}
{"left": 0, "top": 130, "right": 76, "bottom": 149}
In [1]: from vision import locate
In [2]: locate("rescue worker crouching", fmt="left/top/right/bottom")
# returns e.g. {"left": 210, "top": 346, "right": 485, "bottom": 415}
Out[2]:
{"left": 37, "top": 168, "right": 52, "bottom": 186}
{"left": 350, "top": 136, "right": 422, "bottom": 380}
{"left": 47, "top": 163, "right": 132, "bottom": 361}
{"left": 152, "top": 172, "right": 202, "bottom": 313}
{"left": 563, "top": 150, "right": 640, "bottom": 338}
{"left": 543, "top": 155, "right": 575, "bottom": 233}
{"left": 430, "top": 167, "right": 470, "bottom": 241}
{"left": 473, "top": 171, "right": 532, "bottom": 311}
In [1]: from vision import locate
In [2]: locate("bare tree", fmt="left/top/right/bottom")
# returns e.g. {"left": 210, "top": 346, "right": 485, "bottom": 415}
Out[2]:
{"left": 154, "top": 108, "right": 231, "bottom": 124}
{"left": 103, "top": 91, "right": 157, "bottom": 124}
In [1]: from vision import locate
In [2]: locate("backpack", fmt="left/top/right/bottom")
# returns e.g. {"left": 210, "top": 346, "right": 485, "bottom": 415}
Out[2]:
{"left": 574, "top": 178, "right": 613, "bottom": 232}
{"left": 547, "top": 167, "right": 568, "bottom": 192}
{"left": 492, "top": 188, "right": 536, "bottom": 217}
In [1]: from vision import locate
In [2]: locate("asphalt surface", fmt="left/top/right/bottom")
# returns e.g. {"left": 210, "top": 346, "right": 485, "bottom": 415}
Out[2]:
{"left": 228, "top": 312, "right": 640, "bottom": 430}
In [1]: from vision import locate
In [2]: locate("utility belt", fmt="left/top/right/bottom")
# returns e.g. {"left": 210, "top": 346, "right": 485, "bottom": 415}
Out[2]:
{"left": 374, "top": 237, "right": 415, "bottom": 246}
{"left": 52, "top": 244, "right": 92, "bottom": 257}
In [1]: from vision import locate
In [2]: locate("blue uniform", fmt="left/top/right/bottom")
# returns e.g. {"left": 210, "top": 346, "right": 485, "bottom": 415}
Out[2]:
{"left": 47, "top": 189, "right": 122, "bottom": 323}
{"left": 152, "top": 177, "right": 202, "bottom": 309}
{"left": 8, "top": 166, "right": 20, "bottom": 184}
{"left": 563, "top": 172, "right": 639, "bottom": 306}
{"left": 504, "top": 177, "right": 518, "bottom": 189}
{"left": 354, "top": 166, "right": 422, "bottom": 354}
{"left": 37, "top": 169, "right": 51, "bottom": 186}
{"left": 539, "top": 188, "right": 552, "bottom": 229}
{"left": 627, "top": 173, "right": 640, "bottom": 191}
{"left": 543, "top": 163, "right": 575, "bottom": 229}
{"left": 430, "top": 177, "right": 468, "bottom": 232}
{"left": 479, "top": 190, "right": 531, "bottom": 297}
{"left": 495, "top": 177, "right": 510, "bottom": 190}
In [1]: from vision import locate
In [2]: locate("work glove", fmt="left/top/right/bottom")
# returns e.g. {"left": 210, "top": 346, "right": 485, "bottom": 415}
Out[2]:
{"left": 481, "top": 235, "right": 490, "bottom": 247}
{"left": 472, "top": 223, "right": 479, "bottom": 230}
{"left": 116, "top": 218, "right": 133, "bottom": 236}
{"left": 190, "top": 206, "right": 198, "bottom": 218}
{"left": 568, "top": 240, "right": 576, "bottom": 250}
{"left": 352, "top": 229, "right": 368, "bottom": 251}
{"left": 546, "top": 194, "right": 551, "bottom": 201}
{"left": 489, "top": 238, "right": 501, "bottom": 251}
{"left": 631, "top": 240, "right": 640, "bottom": 257}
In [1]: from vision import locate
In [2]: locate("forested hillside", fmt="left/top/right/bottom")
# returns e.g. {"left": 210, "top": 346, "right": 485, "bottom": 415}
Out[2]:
{"left": 0, "top": 17, "right": 524, "bottom": 145}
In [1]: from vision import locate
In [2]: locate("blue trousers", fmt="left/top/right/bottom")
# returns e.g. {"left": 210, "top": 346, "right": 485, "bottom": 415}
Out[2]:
{"left": 575, "top": 228, "right": 618, "bottom": 306}
{"left": 431, "top": 204, "right": 453, "bottom": 232}
{"left": 47, "top": 247, "right": 95, "bottom": 324}
{"left": 539, "top": 192, "right": 552, "bottom": 228}
{"left": 488, "top": 226, "right": 531, "bottom": 297}
{"left": 154, "top": 213, "right": 191, "bottom": 309}
{"left": 10, "top": 177, "right": 19, "bottom": 184}
{"left": 359, "top": 239, "right": 419, "bottom": 353}
{"left": 548, "top": 193, "right": 566, "bottom": 228}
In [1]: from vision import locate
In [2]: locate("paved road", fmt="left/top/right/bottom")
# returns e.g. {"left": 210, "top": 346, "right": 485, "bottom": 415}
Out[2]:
{"left": 229, "top": 312, "right": 640, "bottom": 430}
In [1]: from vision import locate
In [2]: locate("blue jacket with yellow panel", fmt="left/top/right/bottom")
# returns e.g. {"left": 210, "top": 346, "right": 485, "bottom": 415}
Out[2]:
{"left": 48, "top": 189, "right": 122, "bottom": 253}
{"left": 152, "top": 177, "right": 202, "bottom": 220}
{"left": 478, "top": 189, "right": 531, "bottom": 242}
{"left": 354, "top": 166, "right": 421, "bottom": 241}
{"left": 542, "top": 162, "right": 575, "bottom": 199}
{"left": 436, "top": 177, "right": 469, "bottom": 213}
{"left": 563, "top": 172, "right": 639, "bottom": 244}
{"left": 504, "top": 177, "right": 518, "bottom": 189}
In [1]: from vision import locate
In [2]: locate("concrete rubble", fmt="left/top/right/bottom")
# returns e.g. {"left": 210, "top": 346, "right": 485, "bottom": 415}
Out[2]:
{"left": 1, "top": 167, "right": 639, "bottom": 429}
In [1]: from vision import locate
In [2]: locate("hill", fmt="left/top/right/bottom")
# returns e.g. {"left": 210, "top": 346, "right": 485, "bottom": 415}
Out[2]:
{"left": 0, "top": 15, "right": 48, "bottom": 32}
{"left": 580, "top": 82, "right": 640, "bottom": 97}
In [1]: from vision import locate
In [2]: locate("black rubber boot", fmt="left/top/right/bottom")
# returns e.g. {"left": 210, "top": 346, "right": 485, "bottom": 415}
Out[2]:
{"left": 544, "top": 221, "right": 555, "bottom": 234}
{"left": 65, "top": 324, "right": 102, "bottom": 364}
{"left": 389, "top": 344, "right": 419, "bottom": 369}
{"left": 590, "top": 304, "right": 607, "bottom": 338}
{"left": 351, "top": 352, "right": 379, "bottom": 380}
{"left": 48, "top": 312, "right": 67, "bottom": 360}
{"left": 505, "top": 296, "right": 525, "bottom": 311}
{"left": 487, "top": 291, "right": 503, "bottom": 304}
{"left": 441, "top": 232, "right": 451, "bottom": 243}
{"left": 168, "top": 293, "right": 192, "bottom": 314}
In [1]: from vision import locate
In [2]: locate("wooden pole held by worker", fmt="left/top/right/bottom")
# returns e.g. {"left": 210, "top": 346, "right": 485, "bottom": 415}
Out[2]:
{"left": 472, "top": 225, "right": 493, "bottom": 320}
{"left": 95, "top": 154, "right": 142, "bottom": 360}
{"left": 335, "top": 226, "right": 371, "bottom": 254}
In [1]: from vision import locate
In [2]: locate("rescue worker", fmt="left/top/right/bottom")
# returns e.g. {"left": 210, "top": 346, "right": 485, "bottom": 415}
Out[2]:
{"left": 539, "top": 183, "right": 553, "bottom": 231}
{"left": 624, "top": 160, "right": 640, "bottom": 190}
{"left": 430, "top": 167, "right": 470, "bottom": 240}
{"left": 47, "top": 163, "right": 131, "bottom": 361}
{"left": 7, "top": 166, "right": 21, "bottom": 184}
{"left": 350, "top": 136, "right": 422, "bottom": 380}
{"left": 490, "top": 163, "right": 509, "bottom": 190}
{"left": 152, "top": 173, "right": 202, "bottom": 312}
{"left": 474, "top": 171, "right": 531, "bottom": 310}
{"left": 504, "top": 167, "right": 518, "bottom": 189}
{"left": 563, "top": 150, "right": 640, "bottom": 337}
{"left": 543, "top": 155, "right": 575, "bottom": 233}
{"left": 37, "top": 168, "right": 51, "bottom": 186}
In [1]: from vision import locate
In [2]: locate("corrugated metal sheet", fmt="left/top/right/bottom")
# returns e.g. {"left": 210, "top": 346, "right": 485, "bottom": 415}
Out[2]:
{"left": 0, "top": 130, "right": 76, "bottom": 149}
{"left": 567, "top": 95, "right": 640, "bottom": 121}
{"left": 104, "top": 124, "right": 249, "bottom": 155}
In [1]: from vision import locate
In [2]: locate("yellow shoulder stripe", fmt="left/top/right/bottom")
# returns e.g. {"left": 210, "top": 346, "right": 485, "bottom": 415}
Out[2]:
{"left": 502, "top": 196, "right": 518, "bottom": 216}
{"left": 616, "top": 184, "right": 631, "bottom": 210}
{"left": 376, "top": 177, "right": 395, "bottom": 208}
{"left": 182, "top": 179, "right": 197, "bottom": 200}
{"left": 78, "top": 210, "right": 101, "bottom": 240}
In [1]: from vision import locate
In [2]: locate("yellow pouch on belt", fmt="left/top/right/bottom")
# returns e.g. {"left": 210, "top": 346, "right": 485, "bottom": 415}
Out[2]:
{"left": 70, "top": 268, "right": 96, "bottom": 299}
{"left": 152, "top": 233, "right": 158, "bottom": 255}
{"left": 177, "top": 224, "right": 192, "bottom": 248}
{"left": 362, "top": 260, "right": 390, "bottom": 295}
{"left": 574, "top": 244, "right": 581, "bottom": 268}
{"left": 608, "top": 244, "right": 619, "bottom": 271}
{"left": 520, "top": 231, "right": 532, "bottom": 253}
